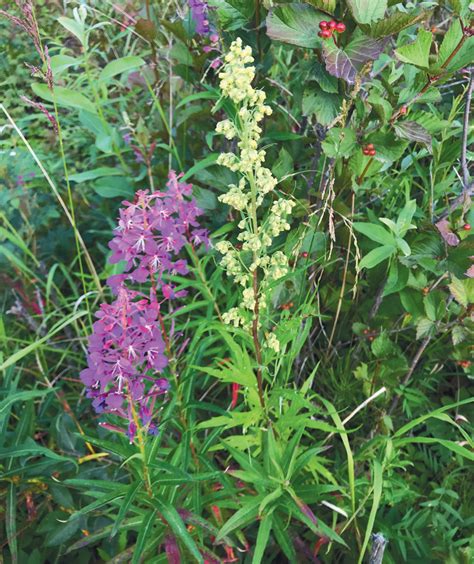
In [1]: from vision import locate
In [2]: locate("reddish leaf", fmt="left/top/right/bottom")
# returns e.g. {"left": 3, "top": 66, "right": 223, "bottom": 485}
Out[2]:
{"left": 323, "top": 32, "right": 385, "bottom": 83}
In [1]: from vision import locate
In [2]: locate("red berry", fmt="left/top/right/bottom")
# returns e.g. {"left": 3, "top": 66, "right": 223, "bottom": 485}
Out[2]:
{"left": 362, "top": 148, "right": 369, "bottom": 155}
{"left": 463, "top": 223, "right": 471, "bottom": 230}
{"left": 328, "top": 20, "right": 337, "bottom": 30}
{"left": 369, "top": 149, "right": 376, "bottom": 156}
{"left": 321, "top": 29, "right": 332, "bottom": 38}
{"left": 366, "top": 143, "right": 374, "bottom": 150}
{"left": 318, "top": 31, "right": 324, "bottom": 38}
{"left": 301, "top": 251, "right": 309, "bottom": 258}
{"left": 319, "top": 21, "right": 328, "bottom": 30}
{"left": 399, "top": 106, "right": 408, "bottom": 115}
{"left": 335, "top": 22, "right": 346, "bottom": 33}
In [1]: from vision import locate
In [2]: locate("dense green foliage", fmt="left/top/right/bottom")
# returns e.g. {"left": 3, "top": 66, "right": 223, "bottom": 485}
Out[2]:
{"left": 0, "top": 0, "right": 473, "bottom": 562}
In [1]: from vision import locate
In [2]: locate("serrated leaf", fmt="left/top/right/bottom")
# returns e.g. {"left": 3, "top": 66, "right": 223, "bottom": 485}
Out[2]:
{"left": 416, "top": 317, "right": 434, "bottom": 339}
{"left": 32, "top": 83, "right": 96, "bottom": 114}
{"left": 394, "top": 121, "right": 432, "bottom": 149}
{"left": 449, "top": 276, "right": 468, "bottom": 307}
{"left": 452, "top": 325, "right": 467, "bottom": 345}
{"left": 360, "top": 10, "right": 430, "bottom": 38}
{"left": 302, "top": 89, "right": 341, "bottom": 126}
{"left": 99, "top": 56, "right": 146, "bottom": 82}
{"left": 353, "top": 223, "right": 395, "bottom": 246}
{"left": 435, "top": 20, "right": 474, "bottom": 72}
{"left": 321, "top": 127, "right": 357, "bottom": 158}
{"left": 208, "top": 0, "right": 255, "bottom": 31}
{"left": 359, "top": 245, "right": 395, "bottom": 269}
{"left": 347, "top": 0, "right": 387, "bottom": 24}
{"left": 323, "top": 32, "right": 385, "bottom": 83}
{"left": 395, "top": 29, "right": 432, "bottom": 68}
{"left": 266, "top": 3, "right": 325, "bottom": 49}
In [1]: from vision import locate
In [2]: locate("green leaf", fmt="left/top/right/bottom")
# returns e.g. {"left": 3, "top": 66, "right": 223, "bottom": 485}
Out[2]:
{"left": 0, "top": 311, "right": 88, "bottom": 371}
{"left": 93, "top": 177, "right": 134, "bottom": 199}
{"left": 6, "top": 484, "right": 17, "bottom": 564}
{"left": 395, "top": 29, "right": 432, "bottom": 68}
{"left": 131, "top": 509, "right": 158, "bottom": 564}
{"left": 208, "top": 0, "right": 255, "bottom": 31}
{"left": 394, "top": 437, "right": 474, "bottom": 462}
{"left": 0, "top": 389, "right": 54, "bottom": 417}
{"left": 436, "top": 20, "right": 474, "bottom": 72}
{"left": 448, "top": 0, "right": 471, "bottom": 17}
{"left": 347, "top": 0, "right": 387, "bottom": 24}
{"left": 252, "top": 514, "right": 273, "bottom": 564}
{"left": 360, "top": 10, "right": 430, "bottom": 38}
{"left": 58, "top": 16, "right": 86, "bottom": 47}
{"left": 266, "top": 3, "right": 325, "bottom": 49}
{"left": 353, "top": 223, "right": 395, "bottom": 246}
{"left": 49, "top": 54, "right": 80, "bottom": 76}
{"left": 359, "top": 245, "right": 395, "bottom": 269}
{"left": 216, "top": 497, "right": 262, "bottom": 541}
{"left": 68, "top": 167, "right": 123, "bottom": 183}
{"left": 0, "top": 438, "right": 77, "bottom": 467}
{"left": 31, "top": 83, "right": 96, "bottom": 114}
{"left": 99, "top": 56, "right": 146, "bottom": 82}
{"left": 182, "top": 154, "right": 219, "bottom": 181}
{"left": 358, "top": 460, "right": 383, "bottom": 564}
{"left": 322, "top": 128, "right": 357, "bottom": 158}
{"left": 46, "top": 518, "right": 81, "bottom": 547}
{"left": 448, "top": 276, "right": 469, "bottom": 307}
{"left": 303, "top": 89, "right": 342, "bottom": 126}
{"left": 394, "top": 121, "right": 432, "bottom": 149}
{"left": 152, "top": 497, "right": 204, "bottom": 563}
{"left": 396, "top": 199, "right": 417, "bottom": 236}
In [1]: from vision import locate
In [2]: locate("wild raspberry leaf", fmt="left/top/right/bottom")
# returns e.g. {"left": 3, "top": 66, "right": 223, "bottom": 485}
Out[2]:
{"left": 366, "top": 131, "right": 408, "bottom": 163}
{"left": 322, "top": 32, "right": 385, "bottom": 84}
{"left": 346, "top": 0, "right": 387, "bottom": 24}
{"left": 321, "top": 127, "right": 357, "bottom": 158}
{"left": 448, "top": 0, "right": 471, "bottom": 17}
{"left": 394, "top": 121, "right": 432, "bottom": 151}
{"left": 303, "top": 89, "right": 342, "bottom": 126}
{"left": 359, "top": 10, "right": 430, "bottom": 38}
{"left": 208, "top": 0, "right": 255, "bottom": 31}
{"left": 433, "top": 20, "right": 474, "bottom": 73}
{"left": 395, "top": 28, "right": 432, "bottom": 69}
{"left": 305, "top": 0, "right": 336, "bottom": 11}
{"left": 266, "top": 3, "right": 326, "bottom": 49}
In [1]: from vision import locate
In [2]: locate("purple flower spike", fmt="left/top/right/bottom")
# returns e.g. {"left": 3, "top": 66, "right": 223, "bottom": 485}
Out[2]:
{"left": 81, "top": 171, "right": 209, "bottom": 441}
{"left": 188, "top": 0, "right": 210, "bottom": 35}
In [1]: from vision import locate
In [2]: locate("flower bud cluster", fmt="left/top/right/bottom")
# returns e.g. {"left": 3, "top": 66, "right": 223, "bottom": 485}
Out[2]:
{"left": 214, "top": 38, "right": 295, "bottom": 352}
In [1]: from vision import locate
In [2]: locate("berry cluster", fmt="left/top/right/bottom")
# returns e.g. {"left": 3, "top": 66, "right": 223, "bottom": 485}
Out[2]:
{"left": 457, "top": 360, "right": 471, "bottom": 369}
{"left": 362, "top": 143, "right": 376, "bottom": 157}
{"left": 318, "top": 19, "right": 345, "bottom": 39}
{"left": 463, "top": 25, "right": 474, "bottom": 37}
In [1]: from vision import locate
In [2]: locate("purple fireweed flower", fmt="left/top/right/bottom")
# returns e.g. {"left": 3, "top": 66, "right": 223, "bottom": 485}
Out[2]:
{"left": 107, "top": 171, "right": 209, "bottom": 293}
{"left": 188, "top": 0, "right": 210, "bottom": 35}
{"left": 81, "top": 171, "right": 208, "bottom": 442}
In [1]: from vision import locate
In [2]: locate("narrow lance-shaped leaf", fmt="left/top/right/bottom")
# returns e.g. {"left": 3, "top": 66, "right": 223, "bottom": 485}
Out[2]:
{"left": 394, "top": 121, "right": 432, "bottom": 150}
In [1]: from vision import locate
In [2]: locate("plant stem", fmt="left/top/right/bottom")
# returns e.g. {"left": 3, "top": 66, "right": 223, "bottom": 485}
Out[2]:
{"left": 461, "top": 68, "right": 473, "bottom": 191}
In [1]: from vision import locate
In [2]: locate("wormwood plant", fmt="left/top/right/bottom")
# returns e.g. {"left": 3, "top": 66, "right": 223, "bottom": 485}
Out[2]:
{"left": 0, "top": 1, "right": 473, "bottom": 563}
